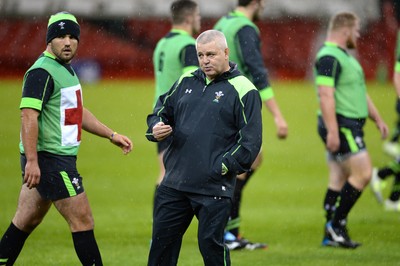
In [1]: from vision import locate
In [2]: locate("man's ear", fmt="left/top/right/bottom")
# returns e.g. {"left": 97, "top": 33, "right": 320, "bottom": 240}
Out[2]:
{"left": 225, "top": 47, "right": 230, "bottom": 58}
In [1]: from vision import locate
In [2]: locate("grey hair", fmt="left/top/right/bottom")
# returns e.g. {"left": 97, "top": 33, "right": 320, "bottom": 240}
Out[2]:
{"left": 196, "top": 30, "right": 228, "bottom": 49}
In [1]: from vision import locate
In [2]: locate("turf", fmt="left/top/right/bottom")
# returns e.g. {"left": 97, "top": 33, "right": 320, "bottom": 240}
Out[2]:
{"left": 0, "top": 78, "right": 399, "bottom": 265}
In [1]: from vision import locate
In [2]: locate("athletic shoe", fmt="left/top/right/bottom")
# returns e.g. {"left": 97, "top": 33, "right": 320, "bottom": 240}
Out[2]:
{"left": 243, "top": 238, "right": 268, "bottom": 250}
{"left": 370, "top": 167, "right": 386, "bottom": 204}
{"left": 225, "top": 237, "right": 249, "bottom": 250}
{"left": 224, "top": 232, "right": 268, "bottom": 250}
{"left": 383, "top": 141, "right": 400, "bottom": 158}
{"left": 384, "top": 199, "right": 400, "bottom": 211}
{"left": 321, "top": 232, "right": 339, "bottom": 247}
{"left": 325, "top": 221, "right": 361, "bottom": 249}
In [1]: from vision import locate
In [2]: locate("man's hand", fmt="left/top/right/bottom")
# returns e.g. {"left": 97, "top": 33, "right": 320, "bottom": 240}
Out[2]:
{"left": 24, "top": 160, "right": 41, "bottom": 189}
{"left": 110, "top": 134, "right": 133, "bottom": 155}
{"left": 153, "top": 122, "right": 173, "bottom": 141}
{"left": 326, "top": 131, "right": 340, "bottom": 153}
{"left": 376, "top": 119, "right": 389, "bottom": 140}
{"left": 274, "top": 116, "right": 288, "bottom": 139}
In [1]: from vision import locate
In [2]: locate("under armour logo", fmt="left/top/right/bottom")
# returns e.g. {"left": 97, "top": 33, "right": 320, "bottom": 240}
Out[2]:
{"left": 185, "top": 89, "right": 192, "bottom": 94}
{"left": 58, "top": 22, "right": 65, "bottom": 29}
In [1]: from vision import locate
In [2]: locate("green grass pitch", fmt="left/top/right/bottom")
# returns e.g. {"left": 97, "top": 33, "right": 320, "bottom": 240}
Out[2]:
{"left": 0, "top": 78, "right": 399, "bottom": 265}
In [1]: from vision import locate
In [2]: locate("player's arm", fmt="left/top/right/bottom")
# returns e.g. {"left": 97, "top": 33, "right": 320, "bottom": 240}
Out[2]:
{"left": 316, "top": 56, "right": 340, "bottom": 152}
{"left": 82, "top": 108, "right": 132, "bottom": 154}
{"left": 237, "top": 26, "right": 288, "bottom": 139}
{"left": 20, "top": 108, "right": 40, "bottom": 189}
{"left": 263, "top": 97, "right": 287, "bottom": 139}
{"left": 366, "top": 94, "right": 389, "bottom": 139}
{"left": 19, "top": 69, "right": 53, "bottom": 188}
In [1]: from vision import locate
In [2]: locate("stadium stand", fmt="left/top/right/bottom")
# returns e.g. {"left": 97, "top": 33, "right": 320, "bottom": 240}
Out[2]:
{"left": 0, "top": 0, "right": 396, "bottom": 81}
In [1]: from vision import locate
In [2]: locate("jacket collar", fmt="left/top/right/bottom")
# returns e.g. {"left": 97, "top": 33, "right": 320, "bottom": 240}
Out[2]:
{"left": 193, "top": 62, "right": 241, "bottom": 82}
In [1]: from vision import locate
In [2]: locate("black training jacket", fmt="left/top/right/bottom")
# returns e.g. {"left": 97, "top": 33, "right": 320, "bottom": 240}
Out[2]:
{"left": 146, "top": 63, "right": 262, "bottom": 198}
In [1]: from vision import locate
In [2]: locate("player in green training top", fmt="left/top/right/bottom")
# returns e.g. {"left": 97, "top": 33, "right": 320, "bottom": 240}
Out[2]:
{"left": 314, "top": 11, "right": 388, "bottom": 249}
{"left": 0, "top": 12, "right": 132, "bottom": 265}
{"left": 152, "top": 0, "right": 201, "bottom": 188}
{"left": 214, "top": 0, "right": 288, "bottom": 250}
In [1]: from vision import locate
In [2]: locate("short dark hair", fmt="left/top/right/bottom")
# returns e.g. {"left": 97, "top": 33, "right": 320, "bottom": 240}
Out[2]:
{"left": 170, "top": 0, "right": 198, "bottom": 24}
{"left": 238, "top": 0, "right": 257, "bottom": 7}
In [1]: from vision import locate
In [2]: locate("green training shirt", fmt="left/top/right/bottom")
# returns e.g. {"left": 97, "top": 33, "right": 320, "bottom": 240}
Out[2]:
{"left": 19, "top": 51, "right": 83, "bottom": 155}
{"left": 214, "top": 11, "right": 259, "bottom": 76}
{"left": 152, "top": 29, "right": 197, "bottom": 106}
{"left": 314, "top": 42, "right": 368, "bottom": 118}
{"left": 214, "top": 11, "right": 275, "bottom": 101}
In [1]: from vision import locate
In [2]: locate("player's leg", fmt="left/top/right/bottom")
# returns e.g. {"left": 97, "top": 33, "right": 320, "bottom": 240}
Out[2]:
{"left": 385, "top": 173, "right": 400, "bottom": 211}
{"left": 383, "top": 100, "right": 400, "bottom": 157}
{"left": 148, "top": 185, "right": 193, "bottom": 266}
{"left": 196, "top": 195, "right": 231, "bottom": 266}
{"left": 0, "top": 184, "right": 51, "bottom": 265}
{"left": 327, "top": 151, "right": 371, "bottom": 248}
{"left": 371, "top": 158, "right": 400, "bottom": 203}
{"left": 53, "top": 192, "right": 102, "bottom": 266}
{"left": 321, "top": 158, "right": 346, "bottom": 247}
{"left": 324, "top": 159, "right": 346, "bottom": 222}
{"left": 391, "top": 99, "right": 400, "bottom": 142}
{"left": 225, "top": 152, "right": 265, "bottom": 250}
{"left": 153, "top": 137, "right": 171, "bottom": 203}
{"left": 156, "top": 151, "right": 166, "bottom": 185}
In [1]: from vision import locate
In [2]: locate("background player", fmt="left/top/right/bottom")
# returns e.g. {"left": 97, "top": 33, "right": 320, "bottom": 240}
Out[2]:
{"left": 152, "top": 0, "right": 201, "bottom": 189}
{"left": 214, "top": 0, "right": 288, "bottom": 250}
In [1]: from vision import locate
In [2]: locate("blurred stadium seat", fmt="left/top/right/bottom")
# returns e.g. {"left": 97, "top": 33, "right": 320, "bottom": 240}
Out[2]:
{"left": 0, "top": 0, "right": 395, "bottom": 81}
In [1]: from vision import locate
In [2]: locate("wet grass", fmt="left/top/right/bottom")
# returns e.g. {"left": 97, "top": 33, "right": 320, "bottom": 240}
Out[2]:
{"left": 0, "top": 79, "right": 399, "bottom": 265}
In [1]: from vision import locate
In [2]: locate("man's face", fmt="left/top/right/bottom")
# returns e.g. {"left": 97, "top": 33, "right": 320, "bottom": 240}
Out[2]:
{"left": 191, "top": 7, "right": 201, "bottom": 35}
{"left": 48, "top": 34, "right": 78, "bottom": 63}
{"left": 197, "top": 41, "right": 229, "bottom": 81}
{"left": 253, "top": 0, "right": 265, "bottom": 22}
{"left": 346, "top": 20, "right": 360, "bottom": 49}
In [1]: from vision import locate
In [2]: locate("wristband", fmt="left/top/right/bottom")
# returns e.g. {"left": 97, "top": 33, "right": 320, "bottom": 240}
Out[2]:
{"left": 110, "top": 132, "right": 118, "bottom": 141}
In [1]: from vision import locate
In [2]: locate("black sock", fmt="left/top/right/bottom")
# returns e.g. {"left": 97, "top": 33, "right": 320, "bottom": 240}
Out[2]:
{"left": 323, "top": 188, "right": 340, "bottom": 223}
{"left": 378, "top": 167, "right": 394, "bottom": 180}
{"left": 390, "top": 127, "right": 400, "bottom": 142}
{"left": 72, "top": 230, "right": 102, "bottom": 266}
{"left": 389, "top": 174, "right": 400, "bottom": 201}
{"left": 0, "top": 223, "right": 30, "bottom": 266}
{"left": 332, "top": 182, "right": 362, "bottom": 227}
{"left": 227, "top": 170, "right": 255, "bottom": 237}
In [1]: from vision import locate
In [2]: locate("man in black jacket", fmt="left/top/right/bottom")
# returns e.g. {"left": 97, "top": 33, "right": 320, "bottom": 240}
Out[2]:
{"left": 146, "top": 29, "right": 262, "bottom": 266}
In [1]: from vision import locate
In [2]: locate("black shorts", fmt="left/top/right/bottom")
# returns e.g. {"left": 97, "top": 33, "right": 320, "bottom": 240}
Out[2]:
{"left": 20, "top": 151, "right": 84, "bottom": 201}
{"left": 157, "top": 135, "right": 173, "bottom": 154}
{"left": 318, "top": 115, "right": 366, "bottom": 161}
